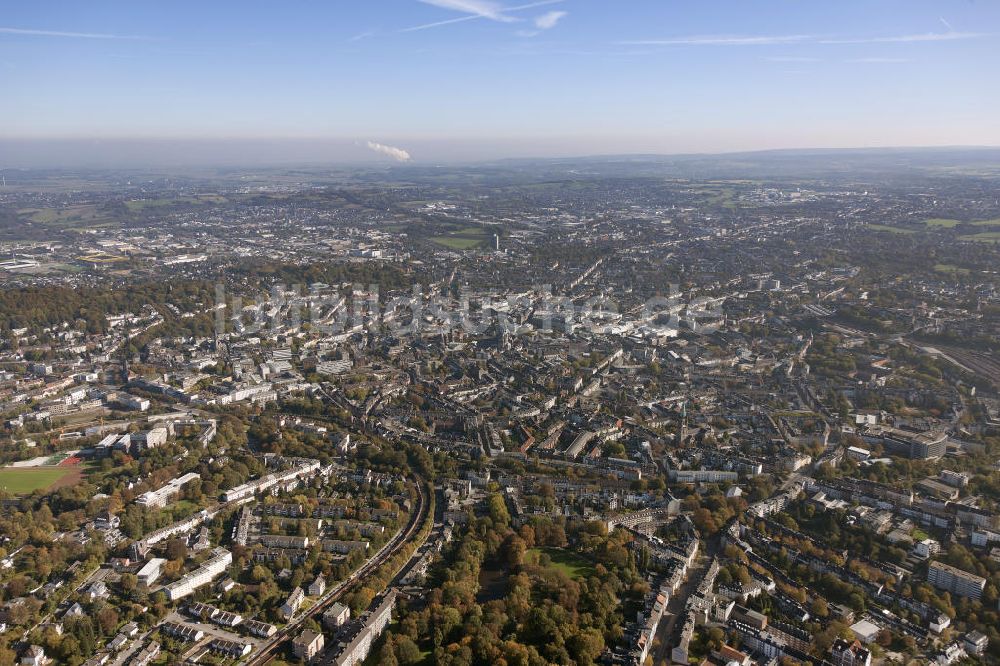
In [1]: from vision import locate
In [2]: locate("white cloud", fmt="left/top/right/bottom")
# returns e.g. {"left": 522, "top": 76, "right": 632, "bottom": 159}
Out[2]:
{"left": 765, "top": 55, "right": 820, "bottom": 62}
{"left": 819, "top": 31, "right": 987, "bottom": 44}
{"left": 348, "top": 30, "right": 376, "bottom": 43}
{"left": 534, "top": 10, "right": 567, "bottom": 30}
{"left": 620, "top": 30, "right": 989, "bottom": 49}
{"left": 621, "top": 34, "right": 813, "bottom": 46}
{"left": 847, "top": 57, "right": 909, "bottom": 63}
{"left": 367, "top": 141, "right": 412, "bottom": 162}
{"left": 0, "top": 26, "right": 148, "bottom": 40}
{"left": 402, "top": 0, "right": 563, "bottom": 33}
{"left": 419, "top": 0, "right": 515, "bottom": 23}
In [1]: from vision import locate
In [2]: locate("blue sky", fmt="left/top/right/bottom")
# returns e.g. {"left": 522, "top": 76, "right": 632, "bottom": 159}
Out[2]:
{"left": 1, "top": 1, "right": 999, "bottom": 162}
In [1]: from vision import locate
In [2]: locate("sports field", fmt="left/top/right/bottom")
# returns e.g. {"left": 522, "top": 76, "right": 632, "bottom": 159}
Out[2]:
{"left": 432, "top": 235, "right": 486, "bottom": 249}
{"left": 0, "top": 467, "right": 77, "bottom": 494}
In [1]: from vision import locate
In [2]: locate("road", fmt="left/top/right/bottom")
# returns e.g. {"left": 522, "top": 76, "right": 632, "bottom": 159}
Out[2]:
{"left": 243, "top": 477, "right": 428, "bottom": 665}
{"left": 650, "top": 534, "right": 721, "bottom": 666}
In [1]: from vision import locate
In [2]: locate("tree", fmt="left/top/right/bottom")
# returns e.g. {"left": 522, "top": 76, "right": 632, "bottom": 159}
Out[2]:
{"left": 394, "top": 635, "right": 422, "bottom": 665}
{"left": 487, "top": 494, "right": 510, "bottom": 528}
{"left": 348, "top": 586, "right": 376, "bottom": 615}
{"left": 375, "top": 634, "right": 399, "bottom": 666}
{"left": 692, "top": 508, "right": 718, "bottom": 534}
{"left": 501, "top": 535, "right": 527, "bottom": 568}
{"left": 250, "top": 565, "right": 272, "bottom": 583}
{"left": 567, "top": 628, "right": 604, "bottom": 666}
{"left": 165, "top": 538, "right": 187, "bottom": 561}
{"left": 97, "top": 607, "right": 119, "bottom": 634}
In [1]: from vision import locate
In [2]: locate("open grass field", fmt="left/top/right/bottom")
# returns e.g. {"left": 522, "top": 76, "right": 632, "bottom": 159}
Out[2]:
{"left": 17, "top": 204, "right": 118, "bottom": 230}
{"left": 867, "top": 223, "right": 915, "bottom": 234}
{"left": 524, "top": 547, "right": 596, "bottom": 580}
{"left": 923, "top": 218, "right": 1000, "bottom": 230}
{"left": 0, "top": 466, "right": 77, "bottom": 494}
{"left": 924, "top": 218, "right": 960, "bottom": 228}
{"left": 431, "top": 235, "right": 486, "bottom": 250}
{"left": 125, "top": 195, "right": 227, "bottom": 212}
{"left": 78, "top": 252, "right": 129, "bottom": 265}
{"left": 125, "top": 198, "right": 177, "bottom": 212}
{"left": 934, "top": 263, "right": 971, "bottom": 275}
{"left": 958, "top": 232, "right": 1000, "bottom": 243}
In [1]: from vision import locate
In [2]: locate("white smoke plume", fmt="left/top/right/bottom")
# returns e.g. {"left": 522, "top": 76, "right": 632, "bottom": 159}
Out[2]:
{"left": 366, "top": 141, "right": 411, "bottom": 162}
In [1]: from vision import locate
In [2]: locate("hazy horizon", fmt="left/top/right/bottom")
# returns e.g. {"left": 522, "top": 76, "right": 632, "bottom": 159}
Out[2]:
{"left": 3, "top": 138, "right": 1000, "bottom": 170}
{"left": 3, "top": 1, "right": 999, "bottom": 167}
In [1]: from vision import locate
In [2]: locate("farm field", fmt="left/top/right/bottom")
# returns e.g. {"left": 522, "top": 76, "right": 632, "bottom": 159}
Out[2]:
{"left": 923, "top": 218, "right": 1000, "bottom": 229}
{"left": 17, "top": 204, "right": 119, "bottom": 230}
{"left": 867, "top": 224, "right": 915, "bottom": 234}
{"left": 958, "top": 231, "right": 1000, "bottom": 243}
{"left": 923, "top": 218, "right": 960, "bottom": 228}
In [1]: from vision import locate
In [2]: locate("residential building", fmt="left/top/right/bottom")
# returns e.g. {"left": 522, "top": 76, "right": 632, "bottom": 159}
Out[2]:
{"left": 323, "top": 602, "right": 350, "bottom": 629}
{"left": 308, "top": 574, "right": 326, "bottom": 597}
{"left": 163, "top": 548, "right": 232, "bottom": 601}
{"left": 136, "top": 558, "right": 166, "bottom": 587}
{"left": 282, "top": 587, "right": 305, "bottom": 619}
{"left": 964, "top": 630, "right": 988, "bottom": 657}
{"left": 927, "top": 561, "right": 986, "bottom": 600}
{"left": 331, "top": 590, "right": 396, "bottom": 666}
{"left": 830, "top": 638, "right": 872, "bottom": 666}
{"left": 292, "top": 630, "right": 324, "bottom": 662}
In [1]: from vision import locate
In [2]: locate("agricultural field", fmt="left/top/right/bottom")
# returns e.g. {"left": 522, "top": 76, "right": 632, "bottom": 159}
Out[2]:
{"left": 124, "top": 194, "right": 227, "bottom": 212}
{"left": 867, "top": 223, "right": 915, "bottom": 234}
{"left": 934, "top": 263, "right": 971, "bottom": 275}
{"left": 923, "top": 217, "right": 1000, "bottom": 229}
{"left": 959, "top": 231, "right": 1000, "bottom": 243}
{"left": 17, "top": 204, "right": 119, "bottom": 229}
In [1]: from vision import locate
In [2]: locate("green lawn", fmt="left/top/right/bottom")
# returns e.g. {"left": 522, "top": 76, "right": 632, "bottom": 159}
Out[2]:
{"left": 934, "top": 263, "right": 970, "bottom": 275}
{"left": 923, "top": 218, "right": 960, "bottom": 228}
{"left": 923, "top": 218, "right": 1000, "bottom": 229}
{"left": 0, "top": 467, "right": 74, "bottom": 494}
{"left": 17, "top": 205, "right": 119, "bottom": 230}
{"left": 867, "top": 224, "right": 915, "bottom": 234}
{"left": 524, "top": 547, "right": 596, "bottom": 580}
{"left": 125, "top": 196, "right": 224, "bottom": 212}
{"left": 958, "top": 232, "right": 1000, "bottom": 243}
{"left": 431, "top": 236, "right": 485, "bottom": 250}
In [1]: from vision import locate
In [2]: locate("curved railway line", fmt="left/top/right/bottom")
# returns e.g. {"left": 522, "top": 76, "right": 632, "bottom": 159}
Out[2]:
{"left": 243, "top": 477, "right": 429, "bottom": 665}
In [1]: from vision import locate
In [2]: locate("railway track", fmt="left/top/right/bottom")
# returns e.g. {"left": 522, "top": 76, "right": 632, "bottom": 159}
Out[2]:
{"left": 243, "top": 477, "right": 428, "bottom": 665}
